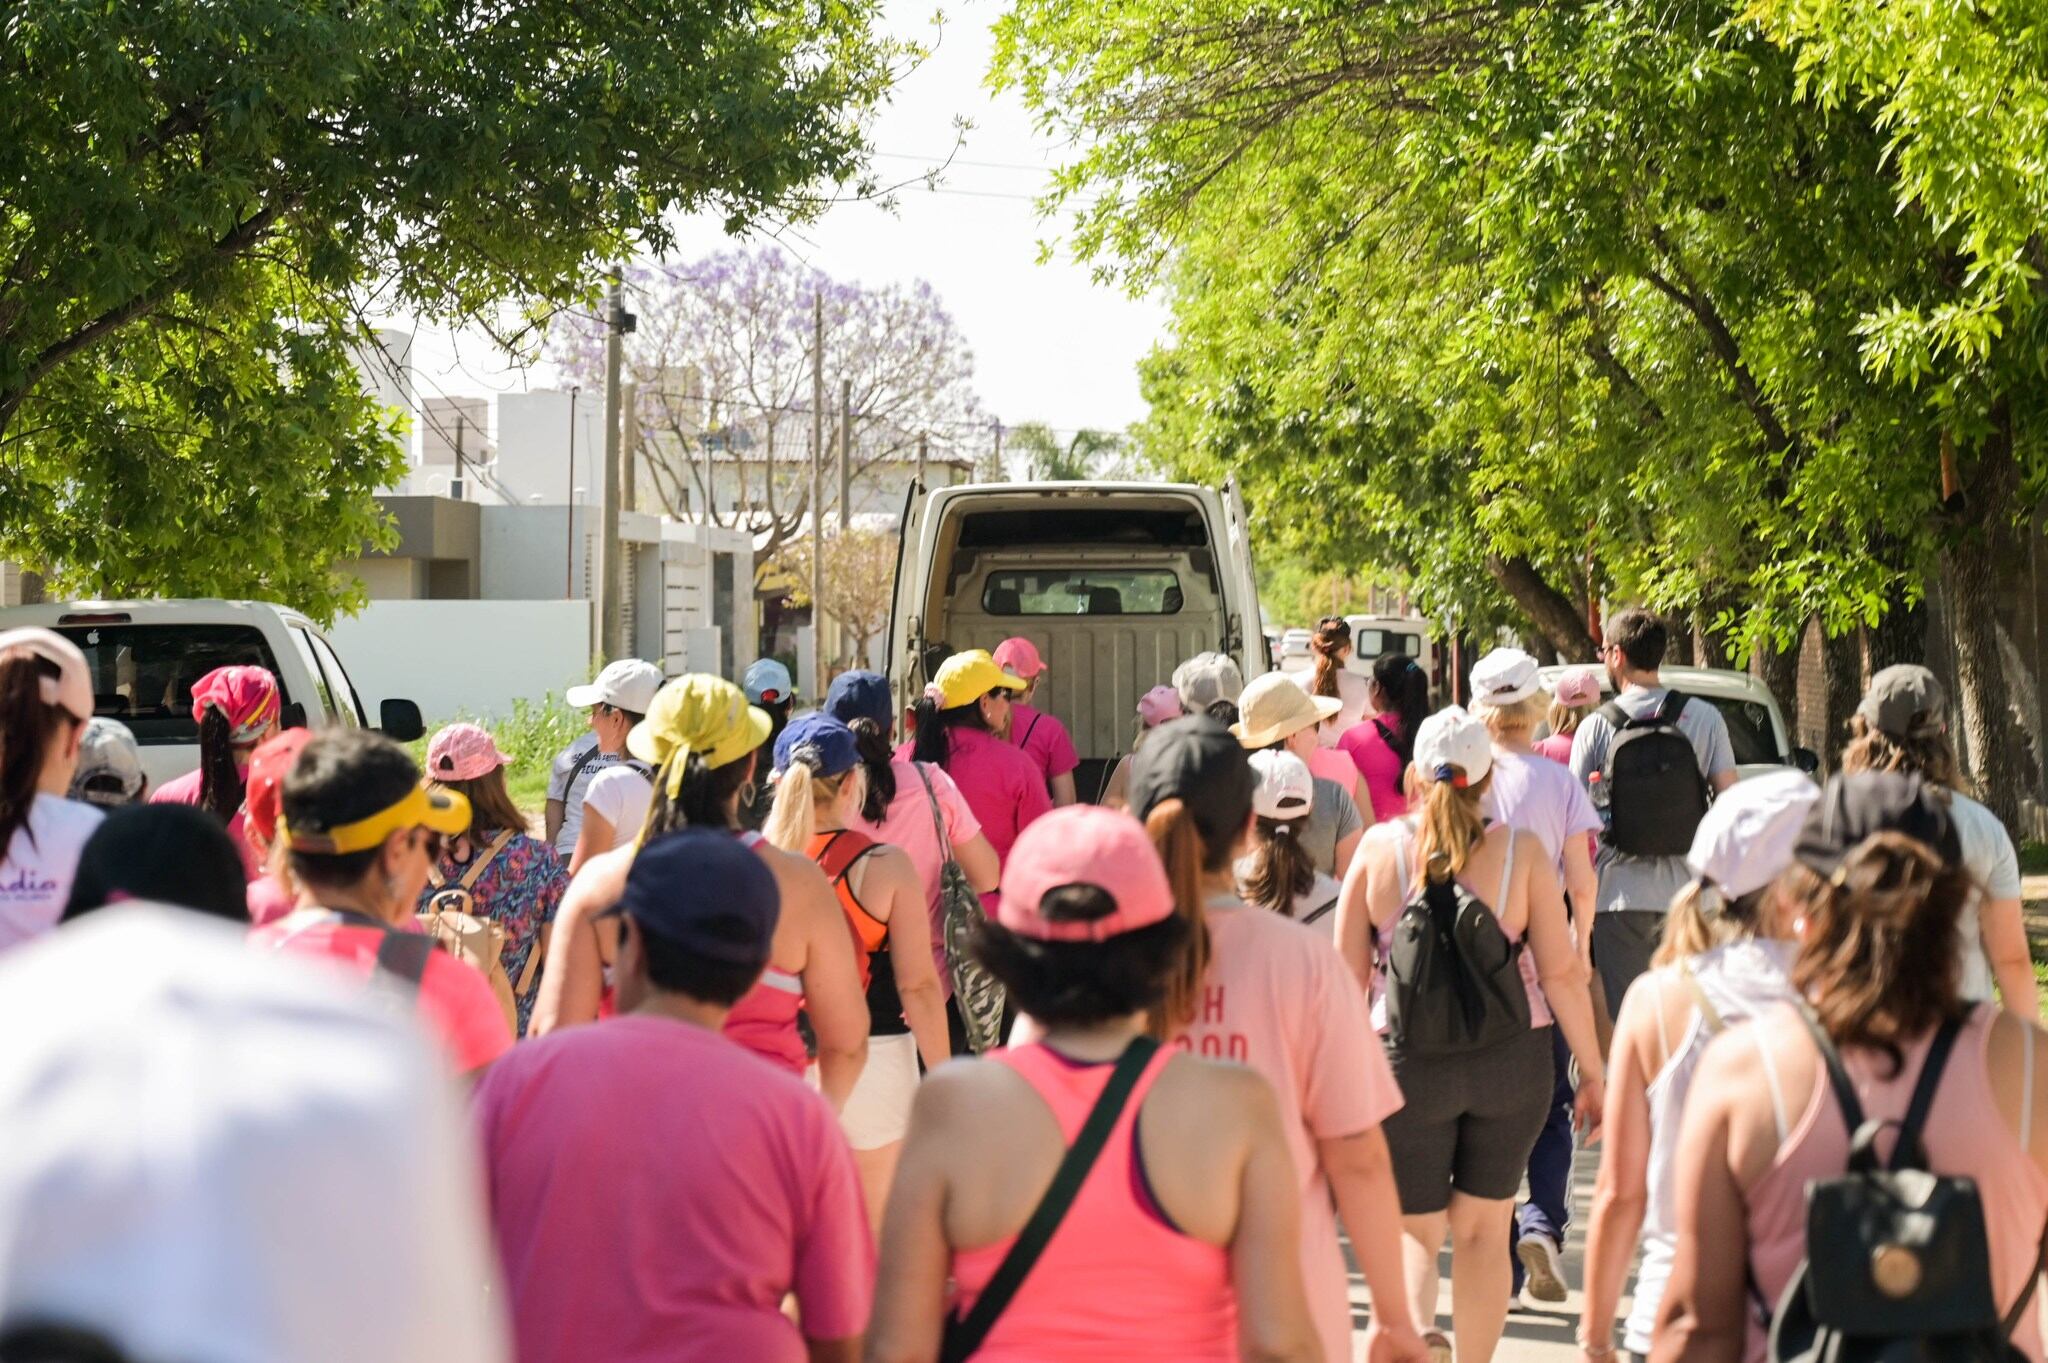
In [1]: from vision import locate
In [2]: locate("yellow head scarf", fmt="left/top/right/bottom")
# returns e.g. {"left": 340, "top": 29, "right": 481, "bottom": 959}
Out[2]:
{"left": 626, "top": 674, "right": 773, "bottom": 802}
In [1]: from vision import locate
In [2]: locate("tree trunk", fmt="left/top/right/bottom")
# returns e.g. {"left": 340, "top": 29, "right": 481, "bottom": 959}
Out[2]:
{"left": 1867, "top": 591, "right": 1928, "bottom": 672}
{"left": 1522, "top": 631, "right": 1559, "bottom": 667}
{"left": 1754, "top": 637, "right": 1800, "bottom": 741}
{"left": 1663, "top": 613, "right": 1695, "bottom": 666}
{"left": 1486, "top": 554, "right": 1600, "bottom": 661}
{"left": 1820, "top": 625, "right": 1862, "bottom": 772}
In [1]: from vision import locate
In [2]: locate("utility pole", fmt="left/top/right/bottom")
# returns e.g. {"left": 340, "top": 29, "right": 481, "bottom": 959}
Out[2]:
{"left": 453, "top": 414, "right": 467, "bottom": 499}
{"left": 599, "top": 273, "right": 636, "bottom": 661}
{"left": 564, "top": 386, "right": 579, "bottom": 599}
{"left": 917, "top": 431, "right": 928, "bottom": 487}
{"left": 992, "top": 418, "right": 1004, "bottom": 481}
{"left": 620, "top": 379, "right": 638, "bottom": 516}
{"left": 810, "top": 293, "right": 826, "bottom": 690}
{"left": 838, "top": 378, "right": 852, "bottom": 531}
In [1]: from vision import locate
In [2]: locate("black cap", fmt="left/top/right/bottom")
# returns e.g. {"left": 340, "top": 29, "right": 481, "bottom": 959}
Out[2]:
{"left": 1127, "top": 715, "right": 1257, "bottom": 849}
{"left": 1794, "top": 771, "right": 1961, "bottom": 881}
{"left": 616, "top": 828, "right": 780, "bottom": 965}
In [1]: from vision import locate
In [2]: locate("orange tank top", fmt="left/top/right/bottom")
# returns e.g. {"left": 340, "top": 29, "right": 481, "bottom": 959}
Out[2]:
{"left": 949, "top": 1043, "right": 1237, "bottom": 1361}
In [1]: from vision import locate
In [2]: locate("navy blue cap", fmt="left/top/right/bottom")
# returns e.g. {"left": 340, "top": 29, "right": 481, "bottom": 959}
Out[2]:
{"left": 825, "top": 670, "right": 892, "bottom": 731}
{"left": 617, "top": 828, "right": 780, "bottom": 965}
{"left": 773, "top": 711, "right": 861, "bottom": 778}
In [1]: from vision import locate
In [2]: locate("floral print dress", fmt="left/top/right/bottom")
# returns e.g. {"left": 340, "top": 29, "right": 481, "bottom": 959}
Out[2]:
{"left": 418, "top": 830, "right": 569, "bottom": 1035}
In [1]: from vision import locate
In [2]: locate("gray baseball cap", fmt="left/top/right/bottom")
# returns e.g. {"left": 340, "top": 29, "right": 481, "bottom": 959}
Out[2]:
{"left": 69, "top": 717, "right": 146, "bottom": 807}
{"left": 1172, "top": 652, "right": 1244, "bottom": 711}
{"left": 1857, "top": 664, "right": 1946, "bottom": 739}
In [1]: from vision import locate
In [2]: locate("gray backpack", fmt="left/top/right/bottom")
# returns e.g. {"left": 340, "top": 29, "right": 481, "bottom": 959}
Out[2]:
{"left": 1385, "top": 824, "right": 1531, "bottom": 1056}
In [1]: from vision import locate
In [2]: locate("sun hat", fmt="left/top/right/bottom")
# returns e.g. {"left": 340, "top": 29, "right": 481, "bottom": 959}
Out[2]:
{"left": 244, "top": 728, "right": 316, "bottom": 846}
{"left": 925, "top": 649, "right": 1027, "bottom": 711}
{"left": 1470, "top": 648, "right": 1542, "bottom": 706}
{"left": 425, "top": 723, "right": 508, "bottom": 782}
{"left": 997, "top": 805, "right": 1174, "bottom": 943}
{"left": 1172, "top": 652, "right": 1243, "bottom": 711}
{"left": 70, "top": 717, "right": 146, "bottom": 806}
{"left": 992, "top": 637, "right": 1048, "bottom": 680}
{"left": 1685, "top": 769, "right": 1822, "bottom": 906}
{"left": 1552, "top": 669, "right": 1604, "bottom": 709}
{"left": 1128, "top": 716, "right": 1258, "bottom": 850}
{"left": 612, "top": 827, "right": 780, "bottom": 966}
{"left": 824, "top": 670, "right": 892, "bottom": 730}
{"left": 742, "top": 658, "right": 796, "bottom": 706}
{"left": 773, "top": 712, "right": 861, "bottom": 778}
{"left": 566, "top": 659, "right": 663, "bottom": 714}
{"left": 1794, "top": 770, "right": 1960, "bottom": 882}
{"left": 1857, "top": 664, "right": 1946, "bottom": 739}
{"left": 1414, "top": 706, "right": 1493, "bottom": 787}
{"left": 0, "top": 627, "right": 92, "bottom": 724}
{"left": 1248, "top": 749, "right": 1316, "bottom": 821}
{"left": 626, "top": 675, "right": 773, "bottom": 798}
{"left": 281, "top": 783, "right": 471, "bottom": 856}
{"left": 190, "top": 666, "right": 280, "bottom": 744}
{"left": 1136, "top": 684, "right": 1184, "bottom": 729}
{"left": 1231, "top": 671, "right": 1342, "bottom": 749}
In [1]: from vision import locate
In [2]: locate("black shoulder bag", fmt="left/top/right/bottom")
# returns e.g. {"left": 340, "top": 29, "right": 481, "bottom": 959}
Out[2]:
{"left": 940, "top": 1036, "right": 1160, "bottom": 1362}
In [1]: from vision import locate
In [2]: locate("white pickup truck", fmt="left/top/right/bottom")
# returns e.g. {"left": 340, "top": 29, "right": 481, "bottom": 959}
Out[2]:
{"left": 0, "top": 599, "right": 424, "bottom": 789}
{"left": 1536, "top": 663, "right": 1820, "bottom": 781}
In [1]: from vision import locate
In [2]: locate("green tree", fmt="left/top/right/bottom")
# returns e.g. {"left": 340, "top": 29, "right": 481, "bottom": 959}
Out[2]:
{"left": 1009, "top": 421, "right": 1136, "bottom": 480}
{"left": 1, "top": 0, "right": 896, "bottom": 618}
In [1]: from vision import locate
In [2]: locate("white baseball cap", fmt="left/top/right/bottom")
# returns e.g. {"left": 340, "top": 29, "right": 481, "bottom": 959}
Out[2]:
{"left": 1248, "top": 749, "right": 1316, "bottom": 820}
{"left": 566, "top": 658, "right": 663, "bottom": 714}
{"left": 1414, "top": 706, "right": 1493, "bottom": 785}
{"left": 1470, "top": 647, "right": 1542, "bottom": 705}
{"left": 70, "top": 716, "right": 146, "bottom": 805}
{"left": 1686, "top": 768, "right": 1822, "bottom": 901}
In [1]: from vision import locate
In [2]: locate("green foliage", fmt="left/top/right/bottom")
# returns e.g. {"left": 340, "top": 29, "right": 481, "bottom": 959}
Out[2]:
{"left": 1007, "top": 421, "right": 1133, "bottom": 481}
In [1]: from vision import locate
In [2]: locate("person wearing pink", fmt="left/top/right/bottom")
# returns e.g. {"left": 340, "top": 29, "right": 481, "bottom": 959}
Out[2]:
{"left": 477, "top": 828, "right": 871, "bottom": 1363}
{"left": 151, "top": 664, "right": 281, "bottom": 877}
{"left": 901, "top": 651, "right": 1051, "bottom": 904}
{"left": 1537, "top": 668, "right": 1602, "bottom": 766}
{"left": 1101, "top": 683, "right": 1184, "bottom": 811}
{"left": 1129, "top": 717, "right": 1430, "bottom": 1363}
{"left": 1291, "top": 615, "right": 1372, "bottom": 736}
{"left": 992, "top": 637, "right": 1081, "bottom": 806}
{"left": 867, "top": 806, "right": 1320, "bottom": 1363}
{"left": 1339, "top": 652, "right": 1432, "bottom": 823}
{"left": 239, "top": 726, "right": 313, "bottom": 926}
{"left": 1652, "top": 772, "right": 2048, "bottom": 1363}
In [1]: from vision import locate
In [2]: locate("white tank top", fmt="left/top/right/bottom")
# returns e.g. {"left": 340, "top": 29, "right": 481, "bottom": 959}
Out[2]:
{"left": 1623, "top": 938, "right": 1799, "bottom": 1354}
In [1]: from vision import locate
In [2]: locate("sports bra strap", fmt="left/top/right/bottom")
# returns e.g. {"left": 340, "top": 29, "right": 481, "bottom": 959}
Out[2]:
{"left": 1393, "top": 821, "right": 1412, "bottom": 894}
{"left": 1752, "top": 1019, "right": 1792, "bottom": 1145}
{"left": 1497, "top": 827, "right": 1517, "bottom": 908}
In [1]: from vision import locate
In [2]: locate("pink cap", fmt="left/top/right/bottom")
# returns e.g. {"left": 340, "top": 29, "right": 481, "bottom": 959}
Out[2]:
{"left": 1552, "top": 668, "right": 1604, "bottom": 708}
{"left": 992, "top": 637, "right": 1047, "bottom": 679}
{"left": 426, "top": 722, "right": 508, "bottom": 781}
{"left": 190, "top": 666, "right": 279, "bottom": 743}
{"left": 0, "top": 628, "right": 92, "bottom": 723}
{"left": 997, "top": 806, "right": 1175, "bottom": 943}
{"left": 1136, "top": 684, "right": 1183, "bottom": 728}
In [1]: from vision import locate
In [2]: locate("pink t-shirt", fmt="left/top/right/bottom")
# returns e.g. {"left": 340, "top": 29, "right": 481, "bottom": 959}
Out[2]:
{"left": 1008, "top": 703, "right": 1080, "bottom": 785}
{"left": 1532, "top": 732, "right": 1575, "bottom": 765}
{"left": 245, "top": 874, "right": 294, "bottom": 927}
{"left": 1179, "top": 900, "right": 1404, "bottom": 1363}
{"left": 849, "top": 757, "right": 983, "bottom": 993}
{"left": 900, "top": 727, "right": 1051, "bottom": 906}
{"left": 1338, "top": 715, "right": 1410, "bottom": 823}
{"left": 474, "top": 1015, "right": 874, "bottom": 1363}
{"left": 1305, "top": 746, "right": 1362, "bottom": 804}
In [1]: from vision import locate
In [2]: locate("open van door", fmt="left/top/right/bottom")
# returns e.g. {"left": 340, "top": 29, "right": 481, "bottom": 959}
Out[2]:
{"left": 886, "top": 479, "right": 930, "bottom": 721}
{"left": 1222, "top": 475, "right": 1267, "bottom": 675}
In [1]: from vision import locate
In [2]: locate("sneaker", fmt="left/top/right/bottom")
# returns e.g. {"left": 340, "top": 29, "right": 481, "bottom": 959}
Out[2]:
{"left": 1423, "top": 1330, "right": 1453, "bottom": 1363}
{"left": 1517, "top": 1229, "right": 1568, "bottom": 1303}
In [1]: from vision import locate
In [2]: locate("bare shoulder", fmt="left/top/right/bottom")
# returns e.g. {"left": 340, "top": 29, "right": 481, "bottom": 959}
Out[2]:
{"left": 558, "top": 847, "right": 631, "bottom": 918}
{"left": 912, "top": 1054, "right": 1040, "bottom": 1135}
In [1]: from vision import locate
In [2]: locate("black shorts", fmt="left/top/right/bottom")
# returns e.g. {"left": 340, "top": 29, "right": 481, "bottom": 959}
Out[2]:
{"left": 1381, "top": 1025, "right": 1556, "bottom": 1213}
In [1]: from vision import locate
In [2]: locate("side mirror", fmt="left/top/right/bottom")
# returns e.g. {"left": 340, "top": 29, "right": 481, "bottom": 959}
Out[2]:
{"left": 281, "top": 701, "right": 308, "bottom": 731}
{"left": 380, "top": 698, "right": 425, "bottom": 742}
{"left": 1790, "top": 746, "right": 1821, "bottom": 775}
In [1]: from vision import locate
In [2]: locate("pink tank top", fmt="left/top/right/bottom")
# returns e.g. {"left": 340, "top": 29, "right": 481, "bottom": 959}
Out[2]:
{"left": 719, "top": 831, "right": 809, "bottom": 1075}
{"left": 1742, "top": 1003, "right": 2048, "bottom": 1363}
{"left": 949, "top": 1044, "right": 1237, "bottom": 1361}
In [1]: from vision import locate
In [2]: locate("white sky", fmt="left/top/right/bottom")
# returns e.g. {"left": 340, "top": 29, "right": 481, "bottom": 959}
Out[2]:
{"left": 386, "top": 0, "right": 1167, "bottom": 440}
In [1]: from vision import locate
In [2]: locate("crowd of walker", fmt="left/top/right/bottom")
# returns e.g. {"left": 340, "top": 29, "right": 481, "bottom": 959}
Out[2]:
{"left": 0, "top": 607, "right": 2043, "bottom": 1363}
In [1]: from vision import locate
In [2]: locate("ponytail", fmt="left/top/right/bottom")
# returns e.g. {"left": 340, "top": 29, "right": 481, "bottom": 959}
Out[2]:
{"left": 639, "top": 747, "right": 759, "bottom": 846}
{"left": 1372, "top": 653, "right": 1429, "bottom": 765}
{"left": 1309, "top": 617, "right": 1350, "bottom": 700}
{"left": 1651, "top": 879, "right": 1771, "bottom": 968}
{"left": 763, "top": 762, "right": 817, "bottom": 852}
{"left": 848, "top": 718, "right": 897, "bottom": 823}
{"left": 195, "top": 707, "right": 245, "bottom": 824}
{"left": 1241, "top": 815, "right": 1316, "bottom": 915}
{"left": 1410, "top": 769, "right": 1489, "bottom": 887}
{"left": 910, "top": 696, "right": 990, "bottom": 769}
{"left": 0, "top": 648, "right": 72, "bottom": 855}
{"left": 1143, "top": 798, "right": 1213, "bottom": 1038}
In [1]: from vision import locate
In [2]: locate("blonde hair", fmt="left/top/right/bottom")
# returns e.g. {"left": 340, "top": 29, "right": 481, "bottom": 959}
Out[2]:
{"left": 762, "top": 762, "right": 864, "bottom": 853}
{"left": 1472, "top": 693, "right": 1544, "bottom": 741}
{"left": 1141, "top": 798, "right": 1215, "bottom": 1039}
{"left": 1411, "top": 767, "right": 1493, "bottom": 887}
{"left": 1652, "top": 879, "right": 1775, "bottom": 967}
{"left": 1547, "top": 696, "right": 1597, "bottom": 739}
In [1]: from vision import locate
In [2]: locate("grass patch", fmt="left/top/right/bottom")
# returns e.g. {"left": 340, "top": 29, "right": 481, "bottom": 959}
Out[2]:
{"left": 407, "top": 696, "right": 587, "bottom": 817}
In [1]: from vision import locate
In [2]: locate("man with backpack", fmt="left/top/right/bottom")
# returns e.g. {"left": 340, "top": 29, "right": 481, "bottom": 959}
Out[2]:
{"left": 1568, "top": 608, "right": 1738, "bottom": 1021}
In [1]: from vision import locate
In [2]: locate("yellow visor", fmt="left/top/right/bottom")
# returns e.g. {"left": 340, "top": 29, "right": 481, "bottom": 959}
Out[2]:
{"left": 282, "top": 784, "right": 471, "bottom": 855}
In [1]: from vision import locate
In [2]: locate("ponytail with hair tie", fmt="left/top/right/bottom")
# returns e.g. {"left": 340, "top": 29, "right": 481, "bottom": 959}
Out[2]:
{"left": 1143, "top": 797, "right": 1214, "bottom": 1038}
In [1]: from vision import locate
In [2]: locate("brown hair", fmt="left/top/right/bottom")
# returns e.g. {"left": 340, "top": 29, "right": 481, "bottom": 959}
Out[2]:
{"left": 0, "top": 647, "right": 77, "bottom": 855}
{"left": 1652, "top": 880, "right": 1774, "bottom": 967}
{"left": 1606, "top": 607, "right": 1668, "bottom": 673}
{"left": 1786, "top": 832, "right": 1972, "bottom": 1076}
{"left": 1241, "top": 814, "right": 1317, "bottom": 914}
{"left": 1142, "top": 797, "right": 1218, "bottom": 1038}
{"left": 1309, "top": 616, "right": 1351, "bottom": 699}
{"left": 195, "top": 707, "right": 247, "bottom": 824}
{"left": 1411, "top": 767, "right": 1492, "bottom": 888}
{"left": 1840, "top": 714, "right": 1962, "bottom": 792}
{"left": 429, "top": 768, "right": 526, "bottom": 839}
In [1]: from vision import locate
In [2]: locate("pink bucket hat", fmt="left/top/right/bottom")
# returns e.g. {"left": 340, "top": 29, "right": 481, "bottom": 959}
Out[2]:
{"left": 426, "top": 722, "right": 509, "bottom": 781}
{"left": 992, "top": 637, "right": 1048, "bottom": 680}
{"left": 1136, "top": 684, "right": 1183, "bottom": 728}
{"left": 998, "top": 805, "right": 1174, "bottom": 943}
{"left": 190, "top": 665, "right": 279, "bottom": 743}
{"left": 1552, "top": 668, "right": 1604, "bottom": 709}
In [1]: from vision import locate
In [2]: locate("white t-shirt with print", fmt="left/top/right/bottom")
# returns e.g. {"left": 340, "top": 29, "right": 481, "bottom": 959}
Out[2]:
{"left": 0, "top": 795, "right": 104, "bottom": 952}
{"left": 580, "top": 767, "right": 654, "bottom": 853}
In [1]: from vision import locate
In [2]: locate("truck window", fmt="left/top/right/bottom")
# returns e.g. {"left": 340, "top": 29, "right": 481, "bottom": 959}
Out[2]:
{"left": 981, "top": 570, "right": 1183, "bottom": 616}
{"left": 1356, "top": 628, "right": 1422, "bottom": 659}
{"left": 286, "top": 628, "right": 336, "bottom": 720}
{"left": 56, "top": 624, "right": 285, "bottom": 746}
{"left": 1700, "top": 696, "right": 1782, "bottom": 766}
{"left": 306, "top": 632, "right": 367, "bottom": 727}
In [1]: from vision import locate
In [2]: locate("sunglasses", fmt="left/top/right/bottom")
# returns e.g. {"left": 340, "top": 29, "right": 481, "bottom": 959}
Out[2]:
{"left": 415, "top": 828, "right": 446, "bottom": 860}
{"left": 987, "top": 688, "right": 1016, "bottom": 702}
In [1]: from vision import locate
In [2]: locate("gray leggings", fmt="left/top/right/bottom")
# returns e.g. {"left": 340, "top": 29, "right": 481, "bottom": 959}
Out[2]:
{"left": 1381, "top": 1026, "right": 1556, "bottom": 1213}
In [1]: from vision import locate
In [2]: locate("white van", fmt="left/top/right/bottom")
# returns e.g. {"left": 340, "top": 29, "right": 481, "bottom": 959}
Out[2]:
{"left": 0, "top": 599, "right": 424, "bottom": 790}
{"left": 1342, "top": 613, "right": 1438, "bottom": 685}
{"left": 888, "top": 480, "right": 1266, "bottom": 799}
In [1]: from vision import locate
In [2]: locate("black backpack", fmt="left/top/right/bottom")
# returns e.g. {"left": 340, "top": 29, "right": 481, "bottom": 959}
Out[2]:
{"left": 1769, "top": 1006, "right": 2046, "bottom": 1363}
{"left": 1599, "top": 691, "right": 1710, "bottom": 857}
{"left": 1385, "top": 827, "right": 1531, "bottom": 1056}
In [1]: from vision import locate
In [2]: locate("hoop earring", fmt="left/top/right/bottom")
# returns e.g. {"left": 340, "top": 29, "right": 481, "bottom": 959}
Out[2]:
{"left": 740, "top": 780, "right": 758, "bottom": 806}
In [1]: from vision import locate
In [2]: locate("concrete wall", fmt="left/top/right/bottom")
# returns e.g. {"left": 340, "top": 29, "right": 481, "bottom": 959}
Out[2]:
{"left": 327, "top": 599, "right": 595, "bottom": 723}
{"left": 496, "top": 390, "right": 606, "bottom": 508}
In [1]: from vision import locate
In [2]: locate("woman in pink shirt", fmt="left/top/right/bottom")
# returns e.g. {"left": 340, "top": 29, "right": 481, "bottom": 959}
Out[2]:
{"left": 151, "top": 664, "right": 281, "bottom": 877}
{"left": 867, "top": 805, "right": 1320, "bottom": 1363}
{"left": 1339, "top": 652, "right": 1432, "bottom": 823}
{"left": 1652, "top": 772, "right": 2048, "bottom": 1363}
{"left": 1536, "top": 668, "right": 1602, "bottom": 766}
{"left": 993, "top": 637, "right": 1081, "bottom": 806}
{"left": 904, "top": 650, "right": 1052, "bottom": 890}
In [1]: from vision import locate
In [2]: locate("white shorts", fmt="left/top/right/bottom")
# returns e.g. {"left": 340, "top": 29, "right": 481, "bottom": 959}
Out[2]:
{"left": 811, "top": 1032, "right": 919, "bottom": 1150}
